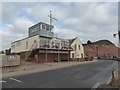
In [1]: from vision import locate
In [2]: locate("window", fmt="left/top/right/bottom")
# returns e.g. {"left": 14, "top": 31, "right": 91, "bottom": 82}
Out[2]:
{"left": 42, "top": 24, "right": 46, "bottom": 30}
{"left": 46, "top": 26, "right": 49, "bottom": 31}
{"left": 32, "top": 28, "right": 35, "bottom": 33}
{"left": 78, "top": 45, "right": 80, "bottom": 50}
{"left": 72, "top": 53, "right": 74, "bottom": 58}
{"left": 75, "top": 44, "right": 77, "bottom": 50}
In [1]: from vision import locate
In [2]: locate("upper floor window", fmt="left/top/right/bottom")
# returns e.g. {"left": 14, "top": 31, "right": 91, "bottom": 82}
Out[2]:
{"left": 46, "top": 26, "right": 49, "bottom": 31}
{"left": 75, "top": 44, "right": 77, "bottom": 50}
{"left": 78, "top": 45, "right": 80, "bottom": 50}
{"left": 42, "top": 24, "right": 46, "bottom": 30}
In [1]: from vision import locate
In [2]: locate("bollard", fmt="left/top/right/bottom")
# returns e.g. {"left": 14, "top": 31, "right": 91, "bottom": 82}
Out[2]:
{"left": 112, "top": 71, "right": 114, "bottom": 78}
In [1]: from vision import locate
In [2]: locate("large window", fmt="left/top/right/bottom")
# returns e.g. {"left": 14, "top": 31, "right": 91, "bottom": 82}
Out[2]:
{"left": 46, "top": 26, "right": 49, "bottom": 31}
{"left": 42, "top": 24, "right": 46, "bottom": 30}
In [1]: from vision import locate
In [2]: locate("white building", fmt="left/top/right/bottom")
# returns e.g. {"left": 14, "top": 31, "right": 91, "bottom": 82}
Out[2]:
{"left": 11, "top": 22, "right": 85, "bottom": 62}
{"left": 69, "top": 37, "right": 84, "bottom": 60}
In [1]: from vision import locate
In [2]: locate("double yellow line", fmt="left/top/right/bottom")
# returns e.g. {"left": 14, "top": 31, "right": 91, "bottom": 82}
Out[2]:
{"left": 91, "top": 76, "right": 112, "bottom": 90}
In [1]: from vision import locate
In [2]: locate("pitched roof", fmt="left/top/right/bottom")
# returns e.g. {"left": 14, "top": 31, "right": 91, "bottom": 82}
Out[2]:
{"left": 68, "top": 37, "right": 77, "bottom": 45}
{"left": 83, "top": 39, "right": 115, "bottom": 46}
{"left": 92, "top": 39, "right": 114, "bottom": 45}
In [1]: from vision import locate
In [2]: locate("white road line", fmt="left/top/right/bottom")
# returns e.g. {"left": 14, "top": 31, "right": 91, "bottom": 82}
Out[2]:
{"left": 9, "top": 78, "right": 21, "bottom": 83}
{"left": 0, "top": 80, "right": 7, "bottom": 83}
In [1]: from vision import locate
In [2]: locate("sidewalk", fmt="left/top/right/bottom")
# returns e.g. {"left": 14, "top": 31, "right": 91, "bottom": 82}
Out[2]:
{"left": 110, "top": 64, "right": 120, "bottom": 88}
{"left": 1, "top": 60, "right": 97, "bottom": 79}
{"left": 96, "top": 84, "right": 119, "bottom": 90}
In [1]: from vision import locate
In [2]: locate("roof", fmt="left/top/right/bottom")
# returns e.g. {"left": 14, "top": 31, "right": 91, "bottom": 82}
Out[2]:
{"left": 83, "top": 39, "right": 115, "bottom": 46}
{"left": 68, "top": 37, "right": 77, "bottom": 45}
{"left": 29, "top": 22, "right": 54, "bottom": 29}
{"left": 92, "top": 39, "right": 114, "bottom": 45}
{"left": 11, "top": 35, "right": 40, "bottom": 44}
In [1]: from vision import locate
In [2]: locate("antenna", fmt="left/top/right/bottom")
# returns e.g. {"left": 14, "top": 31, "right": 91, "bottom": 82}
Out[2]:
{"left": 48, "top": 11, "right": 58, "bottom": 31}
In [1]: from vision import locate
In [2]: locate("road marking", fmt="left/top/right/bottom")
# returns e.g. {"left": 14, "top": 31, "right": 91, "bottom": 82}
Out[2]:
{"left": 106, "top": 76, "right": 112, "bottom": 84}
{"left": 0, "top": 80, "right": 7, "bottom": 83}
{"left": 91, "top": 82, "right": 102, "bottom": 90}
{"left": 9, "top": 78, "right": 21, "bottom": 83}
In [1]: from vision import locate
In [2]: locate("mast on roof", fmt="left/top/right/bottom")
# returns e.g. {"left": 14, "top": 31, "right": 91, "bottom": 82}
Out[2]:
{"left": 48, "top": 11, "right": 58, "bottom": 31}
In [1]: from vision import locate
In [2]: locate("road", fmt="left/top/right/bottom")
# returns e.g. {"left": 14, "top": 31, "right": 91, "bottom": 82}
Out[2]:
{"left": 2, "top": 60, "right": 118, "bottom": 88}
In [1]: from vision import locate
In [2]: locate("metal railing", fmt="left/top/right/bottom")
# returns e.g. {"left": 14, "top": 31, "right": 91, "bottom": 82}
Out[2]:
{"left": 26, "top": 42, "right": 38, "bottom": 61}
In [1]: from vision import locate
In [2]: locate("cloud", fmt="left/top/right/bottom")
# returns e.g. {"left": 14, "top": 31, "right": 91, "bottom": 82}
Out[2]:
{"left": 1, "top": 2, "right": 118, "bottom": 50}
{"left": 1, "top": 17, "right": 33, "bottom": 50}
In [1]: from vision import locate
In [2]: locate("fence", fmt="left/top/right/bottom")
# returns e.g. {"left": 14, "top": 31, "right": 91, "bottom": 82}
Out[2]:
{"left": 0, "top": 54, "right": 20, "bottom": 67}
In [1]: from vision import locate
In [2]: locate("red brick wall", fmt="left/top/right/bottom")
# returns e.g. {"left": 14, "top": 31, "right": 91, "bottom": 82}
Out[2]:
{"left": 118, "top": 48, "right": 120, "bottom": 58}
{"left": 20, "top": 51, "right": 69, "bottom": 63}
{"left": 38, "top": 53, "right": 69, "bottom": 63}
{"left": 83, "top": 44, "right": 118, "bottom": 58}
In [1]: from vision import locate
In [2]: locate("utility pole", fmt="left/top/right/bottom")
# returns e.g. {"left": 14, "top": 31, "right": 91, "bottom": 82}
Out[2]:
{"left": 48, "top": 11, "right": 58, "bottom": 31}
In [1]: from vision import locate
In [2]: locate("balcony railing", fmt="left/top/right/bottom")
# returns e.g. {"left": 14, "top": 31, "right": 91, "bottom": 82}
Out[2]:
{"left": 38, "top": 39, "right": 73, "bottom": 50}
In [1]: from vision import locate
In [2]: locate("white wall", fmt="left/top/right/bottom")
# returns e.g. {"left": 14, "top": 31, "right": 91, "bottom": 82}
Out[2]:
{"left": 11, "top": 35, "right": 39, "bottom": 53}
{"left": 70, "top": 37, "right": 84, "bottom": 58}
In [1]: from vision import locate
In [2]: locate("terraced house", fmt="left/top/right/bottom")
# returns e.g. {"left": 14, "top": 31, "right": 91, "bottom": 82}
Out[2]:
{"left": 11, "top": 22, "right": 85, "bottom": 63}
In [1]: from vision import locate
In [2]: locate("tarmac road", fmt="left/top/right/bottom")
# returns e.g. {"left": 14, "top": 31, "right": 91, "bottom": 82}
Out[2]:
{"left": 2, "top": 60, "right": 118, "bottom": 88}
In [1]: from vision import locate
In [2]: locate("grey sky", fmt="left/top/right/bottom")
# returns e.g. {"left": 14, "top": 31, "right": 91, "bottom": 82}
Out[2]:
{"left": 1, "top": 2, "right": 119, "bottom": 50}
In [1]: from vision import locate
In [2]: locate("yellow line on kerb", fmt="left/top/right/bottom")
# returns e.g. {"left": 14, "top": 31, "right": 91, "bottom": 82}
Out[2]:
{"left": 91, "top": 82, "right": 102, "bottom": 90}
{"left": 106, "top": 76, "right": 112, "bottom": 85}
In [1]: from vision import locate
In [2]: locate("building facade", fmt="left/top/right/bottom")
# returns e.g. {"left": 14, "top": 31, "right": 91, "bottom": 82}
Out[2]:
{"left": 11, "top": 35, "right": 71, "bottom": 63}
{"left": 29, "top": 22, "right": 54, "bottom": 38}
{"left": 83, "top": 40, "right": 118, "bottom": 59}
{"left": 11, "top": 22, "right": 73, "bottom": 63}
{"left": 69, "top": 37, "right": 84, "bottom": 61}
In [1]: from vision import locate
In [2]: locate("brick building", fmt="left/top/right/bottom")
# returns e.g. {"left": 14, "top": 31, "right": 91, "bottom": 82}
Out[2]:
{"left": 118, "top": 48, "right": 120, "bottom": 58}
{"left": 83, "top": 40, "right": 118, "bottom": 59}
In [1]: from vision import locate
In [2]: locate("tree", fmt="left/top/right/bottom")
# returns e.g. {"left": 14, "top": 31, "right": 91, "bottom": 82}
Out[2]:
{"left": 5, "top": 48, "right": 11, "bottom": 55}
{"left": 87, "top": 40, "right": 92, "bottom": 44}
{"left": 0, "top": 50, "right": 4, "bottom": 54}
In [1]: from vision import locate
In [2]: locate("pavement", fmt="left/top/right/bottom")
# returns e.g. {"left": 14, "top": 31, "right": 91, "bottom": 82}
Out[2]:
{"left": 96, "top": 84, "right": 118, "bottom": 90}
{"left": 1, "top": 60, "right": 96, "bottom": 79}
{"left": 1, "top": 60, "right": 118, "bottom": 88}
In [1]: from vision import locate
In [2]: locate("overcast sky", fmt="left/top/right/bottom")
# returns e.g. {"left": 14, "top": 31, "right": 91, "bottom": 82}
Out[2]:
{"left": 1, "top": 2, "right": 119, "bottom": 50}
